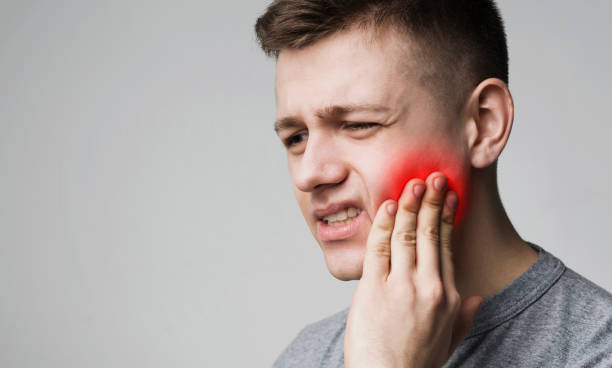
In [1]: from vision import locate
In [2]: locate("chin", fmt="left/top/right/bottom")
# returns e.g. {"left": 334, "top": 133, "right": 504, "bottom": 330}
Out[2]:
{"left": 320, "top": 240, "right": 365, "bottom": 281}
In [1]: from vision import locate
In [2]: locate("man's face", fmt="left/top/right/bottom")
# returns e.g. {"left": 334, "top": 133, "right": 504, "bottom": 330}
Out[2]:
{"left": 275, "top": 28, "right": 470, "bottom": 281}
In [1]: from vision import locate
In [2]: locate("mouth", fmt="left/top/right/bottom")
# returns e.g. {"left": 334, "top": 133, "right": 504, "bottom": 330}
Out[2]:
{"left": 314, "top": 202, "right": 366, "bottom": 242}
{"left": 321, "top": 206, "right": 362, "bottom": 226}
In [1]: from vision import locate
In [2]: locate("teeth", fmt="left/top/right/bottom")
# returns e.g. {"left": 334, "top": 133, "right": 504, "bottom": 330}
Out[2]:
{"left": 323, "top": 207, "right": 361, "bottom": 225}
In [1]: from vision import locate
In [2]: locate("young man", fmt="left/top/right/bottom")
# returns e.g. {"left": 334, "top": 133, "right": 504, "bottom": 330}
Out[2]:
{"left": 255, "top": 1, "right": 612, "bottom": 366}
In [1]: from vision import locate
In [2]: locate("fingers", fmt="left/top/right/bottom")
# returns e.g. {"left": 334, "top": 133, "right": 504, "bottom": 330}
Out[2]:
{"left": 440, "top": 190, "right": 459, "bottom": 290}
{"left": 390, "top": 179, "right": 425, "bottom": 278}
{"left": 415, "top": 173, "right": 447, "bottom": 277}
{"left": 362, "top": 199, "right": 397, "bottom": 282}
{"left": 364, "top": 171, "right": 458, "bottom": 286}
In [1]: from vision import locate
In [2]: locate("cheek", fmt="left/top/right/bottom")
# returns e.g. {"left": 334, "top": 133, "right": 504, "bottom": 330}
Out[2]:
{"left": 383, "top": 145, "right": 470, "bottom": 225}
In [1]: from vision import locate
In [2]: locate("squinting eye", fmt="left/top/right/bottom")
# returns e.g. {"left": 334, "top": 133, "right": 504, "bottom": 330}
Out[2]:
{"left": 344, "top": 122, "right": 380, "bottom": 130}
{"left": 284, "top": 132, "right": 308, "bottom": 147}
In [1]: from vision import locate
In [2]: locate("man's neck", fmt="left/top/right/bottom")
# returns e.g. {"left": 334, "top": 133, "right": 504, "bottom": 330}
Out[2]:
{"left": 452, "top": 166, "right": 539, "bottom": 300}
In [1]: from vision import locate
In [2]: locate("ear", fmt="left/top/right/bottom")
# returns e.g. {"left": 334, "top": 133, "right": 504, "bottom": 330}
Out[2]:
{"left": 463, "top": 78, "right": 514, "bottom": 169}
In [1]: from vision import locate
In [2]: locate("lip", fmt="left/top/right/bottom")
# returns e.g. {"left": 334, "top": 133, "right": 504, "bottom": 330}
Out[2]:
{"left": 313, "top": 200, "right": 364, "bottom": 220}
{"left": 317, "top": 209, "right": 366, "bottom": 242}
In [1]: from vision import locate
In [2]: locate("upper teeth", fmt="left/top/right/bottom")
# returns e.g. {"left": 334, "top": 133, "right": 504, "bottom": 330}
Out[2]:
{"left": 323, "top": 207, "right": 361, "bottom": 223}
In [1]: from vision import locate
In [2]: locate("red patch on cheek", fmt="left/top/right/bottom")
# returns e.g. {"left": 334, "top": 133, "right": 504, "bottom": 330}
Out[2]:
{"left": 384, "top": 146, "right": 470, "bottom": 225}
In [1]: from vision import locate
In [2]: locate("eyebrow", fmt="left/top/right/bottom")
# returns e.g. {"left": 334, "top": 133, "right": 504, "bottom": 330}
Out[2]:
{"left": 274, "top": 103, "right": 391, "bottom": 134}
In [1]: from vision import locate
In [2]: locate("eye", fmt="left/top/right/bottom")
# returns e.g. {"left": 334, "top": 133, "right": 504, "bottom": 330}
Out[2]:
{"left": 343, "top": 122, "right": 380, "bottom": 130}
{"left": 284, "top": 131, "right": 308, "bottom": 148}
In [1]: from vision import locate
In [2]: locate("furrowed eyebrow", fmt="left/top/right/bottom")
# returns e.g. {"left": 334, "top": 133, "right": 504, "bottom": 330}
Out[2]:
{"left": 274, "top": 103, "right": 390, "bottom": 134}
{"left": 274, "top": 117, "right": 303, "bottom": 135}
{"left": 315, "top": 103, "right": 390, "bottom": 119}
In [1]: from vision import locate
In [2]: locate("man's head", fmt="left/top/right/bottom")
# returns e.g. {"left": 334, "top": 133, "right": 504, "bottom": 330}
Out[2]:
{"left": 255, "top": 0, "right": 514, "bottom": 280}
{"left": 256, "top": 0, "right": 508, "bottom": 113}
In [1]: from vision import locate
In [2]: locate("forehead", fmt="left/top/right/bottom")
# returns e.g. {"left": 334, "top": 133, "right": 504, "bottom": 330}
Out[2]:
{"left": 275, "top": 27, "right": 420, "bottom": 118}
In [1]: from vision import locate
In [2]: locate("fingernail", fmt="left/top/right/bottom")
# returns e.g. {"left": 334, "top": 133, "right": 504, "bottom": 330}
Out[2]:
{"left": 386, "top": 202, "right": 397, "bottom": 215}
{"left": 434, "top": 176, "right": 446, "bottom": 192}
{"left": 413, "top": 184, "right": 425, "bottom": 198}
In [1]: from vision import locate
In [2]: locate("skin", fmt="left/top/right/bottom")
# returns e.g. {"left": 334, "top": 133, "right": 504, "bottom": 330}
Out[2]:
{"left": 274, "top": 25, "right": 539, "bottom": 366}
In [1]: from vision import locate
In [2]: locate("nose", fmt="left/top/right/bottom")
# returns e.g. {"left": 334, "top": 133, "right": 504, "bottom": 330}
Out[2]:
{"left": 292, "top": 132, "right": 348, "bottom": 193}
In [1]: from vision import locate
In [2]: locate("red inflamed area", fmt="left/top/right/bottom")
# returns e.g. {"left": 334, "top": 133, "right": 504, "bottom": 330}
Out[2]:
{"left": 385, "top": 147, "right": 470, "bottom": 226}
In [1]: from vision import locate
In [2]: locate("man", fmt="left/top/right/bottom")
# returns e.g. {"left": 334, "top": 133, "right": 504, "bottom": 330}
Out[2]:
{"left": 254, "top": 0, "right": 612, "bottom": 366}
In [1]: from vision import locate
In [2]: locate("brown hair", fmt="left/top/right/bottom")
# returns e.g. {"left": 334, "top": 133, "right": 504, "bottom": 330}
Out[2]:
{"left": 254, "top": 0, "right": 509, "bottom": 112}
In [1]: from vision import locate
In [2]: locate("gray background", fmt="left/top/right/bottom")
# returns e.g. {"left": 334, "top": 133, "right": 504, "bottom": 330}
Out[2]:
{"left": 1, "top": 1, "right": 610, "bottom": 367}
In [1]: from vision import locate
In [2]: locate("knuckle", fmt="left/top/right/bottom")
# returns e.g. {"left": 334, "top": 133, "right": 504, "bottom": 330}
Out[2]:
{"left": 376, "top": 220, "right": 394, "bottom": 233}
{"left": 369, "top": 241, "right": 391, "bottom": 258}
{"left": 420, "top": 224, "right": 440, "bottom": 243}
{"left": 441, "top": 212, "right": 455, "bottom": 225}
{"left": 399, "top": 198, "right": 418, "bottom": 213}
{"left": 394, "top": 229, "right": 417, "bottom": 247}
{"left": 402, "top": 286, "right": 418, "bottom": 304}
{"left": 425, "top": 281, "right": 445, "bottom": 305}
{"left": 440, "top": 237, "right": 452, "bottom": 251}
{"left": 447, "top": 290, "right": 461, "bottom": 312}
{"left": 393, "top": 279, "right": 417, "bottom": 299}
{"left": 423, "top": 196, "right": 443, "bottom": 209}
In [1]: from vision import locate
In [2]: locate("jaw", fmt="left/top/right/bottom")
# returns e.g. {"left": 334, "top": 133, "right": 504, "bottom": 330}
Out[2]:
{"left": 317, "top": 226, "right": 370, "bottom": 281}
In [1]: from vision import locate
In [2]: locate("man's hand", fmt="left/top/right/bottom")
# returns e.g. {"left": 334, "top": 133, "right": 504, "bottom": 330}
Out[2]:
{"left": 344, "top": 172, "right": 483, "bottom": 368}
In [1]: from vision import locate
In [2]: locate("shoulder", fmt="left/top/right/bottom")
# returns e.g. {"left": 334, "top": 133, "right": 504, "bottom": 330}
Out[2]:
{"left": 449, "top": 255, "right": 612, "bottom": 367}
{"left": 549, "top": 268, "right": 612, "bottom": 365}
{"left": 272, "top": 307, "right": 349, "bottom": 368}
{"left": 550, "top": 267, "right": 612, "bottom": 321}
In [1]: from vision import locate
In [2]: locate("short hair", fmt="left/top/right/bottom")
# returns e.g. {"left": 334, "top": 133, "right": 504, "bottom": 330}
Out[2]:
{"left": 254, "top": 0, "right": 509, "bottom": 113}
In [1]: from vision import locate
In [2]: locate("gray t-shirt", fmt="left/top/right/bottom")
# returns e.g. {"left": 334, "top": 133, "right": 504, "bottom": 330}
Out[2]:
{"left": 273, "top": 243, "right": 612, "bottom": 367}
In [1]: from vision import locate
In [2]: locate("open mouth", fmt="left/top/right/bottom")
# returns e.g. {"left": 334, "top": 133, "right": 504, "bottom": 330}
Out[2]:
{"left": 322, "top": 207, "right": 362, "bottom": 226}
{"left": 317, "top": 205, "right": 366, "bottom": 242}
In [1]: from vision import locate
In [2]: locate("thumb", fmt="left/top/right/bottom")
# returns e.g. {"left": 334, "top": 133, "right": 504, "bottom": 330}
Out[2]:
{"left": 449, "top": 296, "right": 484, "bottom": 354}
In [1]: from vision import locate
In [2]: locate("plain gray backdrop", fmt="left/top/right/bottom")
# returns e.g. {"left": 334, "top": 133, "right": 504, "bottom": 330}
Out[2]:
{"left": 1, "top": 1, "right": 610, "bottom": 367}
